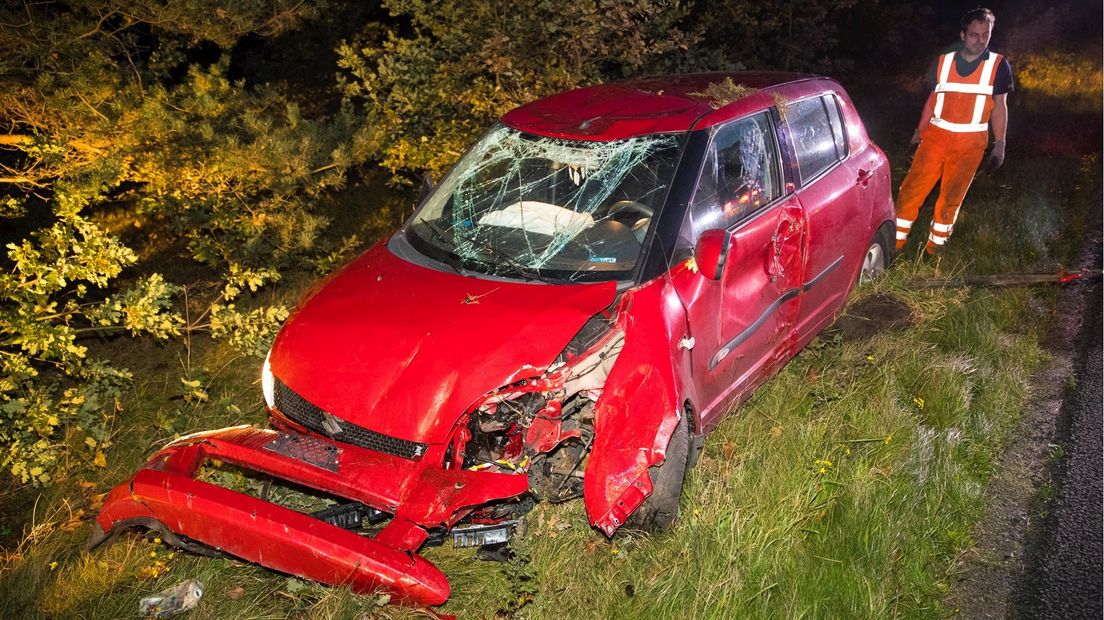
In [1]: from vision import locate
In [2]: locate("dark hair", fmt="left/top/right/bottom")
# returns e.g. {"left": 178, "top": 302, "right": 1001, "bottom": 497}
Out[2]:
{"left": 961, "top": 8, "right": 996, "bottom": 31}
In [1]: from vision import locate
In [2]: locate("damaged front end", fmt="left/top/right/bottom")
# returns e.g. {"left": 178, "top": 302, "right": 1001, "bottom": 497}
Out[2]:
{"left": 89, "top": 426, "right": 525, "bottom": 605}
{"left": 91, "top": 309, "right": 626, "bottom": 606}
{"left": 92, "top": 112, "right": 691, "bottom": 606}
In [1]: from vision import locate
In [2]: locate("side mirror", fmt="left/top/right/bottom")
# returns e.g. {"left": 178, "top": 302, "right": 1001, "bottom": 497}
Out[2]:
{"left": 694, "top": 229, "right": 731, "bottom": 280}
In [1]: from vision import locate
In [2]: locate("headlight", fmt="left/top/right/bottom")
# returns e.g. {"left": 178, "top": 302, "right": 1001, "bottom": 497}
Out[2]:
{"left": 261, "top": 351, "right": 275, "bottom": 408}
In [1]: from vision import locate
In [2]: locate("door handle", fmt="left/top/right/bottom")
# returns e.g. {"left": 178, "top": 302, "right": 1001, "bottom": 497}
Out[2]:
{"left": 856, "top": 168, "right": 872, "bottom": 187}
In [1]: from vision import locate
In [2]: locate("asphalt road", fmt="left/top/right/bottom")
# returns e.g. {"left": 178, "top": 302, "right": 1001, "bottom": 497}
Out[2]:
{"left": 1018, "top": 278, "right": 1103, "bottom": 619}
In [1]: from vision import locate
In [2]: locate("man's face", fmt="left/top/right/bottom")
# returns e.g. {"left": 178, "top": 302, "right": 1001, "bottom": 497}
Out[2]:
{"left": 960, "top": 19, "right": 993, "bottom": 57}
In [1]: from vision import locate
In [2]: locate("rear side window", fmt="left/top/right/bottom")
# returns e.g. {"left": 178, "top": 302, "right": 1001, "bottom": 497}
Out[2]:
{"left": 785, "top": 95, "right": 847, "bottom": 184}
{"left": 689, "top": 112, "right": 781, "bottom": 235}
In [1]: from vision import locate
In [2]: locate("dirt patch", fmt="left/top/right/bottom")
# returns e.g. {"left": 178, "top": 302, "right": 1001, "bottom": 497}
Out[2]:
{"left": 833, "top": 293, "right": 912, "bottom": 341}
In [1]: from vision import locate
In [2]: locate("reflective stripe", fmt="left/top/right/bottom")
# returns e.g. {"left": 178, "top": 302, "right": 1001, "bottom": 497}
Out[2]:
{"left": 896, "top": 218, "right": 913, "bottom": 228}
{"left": 971, "top": 56, "right": 999, "bottom": 125}
{"left": 970, "top": 95, "right": 987, "bottom": 125}
{"left": 931, "top": 52, "right": 998, "bottom": 133}
{"left": 978, "top": 55, "right": 999, "bottom": 85}
{"left": 934, "top": 83, "right": 995, "bottom": 95}
{"left": 928, "top": 232, "right": 948, "bottom": 245}
{"left": 933, "top": 53, "right": 954, "bottom": 119}
{"left": 931, "top": 221, "right": 954, "bottom": 233}
{"left": 930, "top": 118, "right": 988, "bottom": 133}
{"left": 938, "top": 52, "right": 954, "bottom": 83}
{"left": 896, "top": 230, "right": 908, "bottom": 240}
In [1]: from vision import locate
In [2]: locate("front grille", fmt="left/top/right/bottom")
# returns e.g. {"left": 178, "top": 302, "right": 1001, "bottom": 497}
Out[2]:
{"left": 273, "top": 377, "right": 427, "bottom": 459}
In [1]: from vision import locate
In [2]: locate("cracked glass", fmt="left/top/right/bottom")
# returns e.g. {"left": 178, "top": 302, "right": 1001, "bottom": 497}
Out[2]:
{"left": 786, "top": 96, "right": 843, "bottom": 183}
{"left": 406, "top": 125, "right": 683, "bottom": 282}
{"left": 689, "top": 112, "right": 781, "bottom": 237}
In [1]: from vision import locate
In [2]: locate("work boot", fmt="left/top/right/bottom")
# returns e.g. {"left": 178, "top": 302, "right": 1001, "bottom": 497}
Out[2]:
{"left": 924, "top": 240, "right": 939, "bottom": 255}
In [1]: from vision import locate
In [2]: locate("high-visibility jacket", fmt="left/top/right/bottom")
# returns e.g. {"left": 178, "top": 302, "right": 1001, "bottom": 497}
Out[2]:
{"left": 928, "top": 51, "right": 1004, "bottom": 134}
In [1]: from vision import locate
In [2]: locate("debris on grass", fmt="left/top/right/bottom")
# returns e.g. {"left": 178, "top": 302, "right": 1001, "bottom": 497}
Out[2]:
{"left": 138, "top": 579, "right": 204, "bottom": 618}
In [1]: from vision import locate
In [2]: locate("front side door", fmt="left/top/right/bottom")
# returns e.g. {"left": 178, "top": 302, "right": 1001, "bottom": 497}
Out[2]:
{"left": 673, "top": 112, "right": 808, "bottom": 430}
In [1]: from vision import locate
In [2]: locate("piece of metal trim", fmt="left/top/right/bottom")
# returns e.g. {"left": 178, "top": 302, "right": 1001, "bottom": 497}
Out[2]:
{"left": 708, "top": 256, "right": 844, "bottom": 370}
{"left": 801, "top": 255, "right": 844, "bottom": 292}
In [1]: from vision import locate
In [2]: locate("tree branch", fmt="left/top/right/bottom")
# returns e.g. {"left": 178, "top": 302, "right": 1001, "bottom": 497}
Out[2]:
{"left": 0, "top": 176, "right": 45, "bottom": 187}
{"left": 0, "top": 134, "right": 32, "bottom": 146}
{"left": 76, "top": 9, "right": 120, "bottom": 40}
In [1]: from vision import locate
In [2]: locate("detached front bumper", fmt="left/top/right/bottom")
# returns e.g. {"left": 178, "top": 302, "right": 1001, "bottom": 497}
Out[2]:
{"left": 91, "top": 425, "right": 529, "bottom": 606}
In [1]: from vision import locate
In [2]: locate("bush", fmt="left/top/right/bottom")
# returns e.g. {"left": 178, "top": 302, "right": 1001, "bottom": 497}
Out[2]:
{"left": 337, "top": 0, "right": 697, "bottom": 181}
{"left": 0, "top": 0, "right": 343, "bottom": 485}
{"left": 1016, "top": 51, "right": 1103, "bottom": 100}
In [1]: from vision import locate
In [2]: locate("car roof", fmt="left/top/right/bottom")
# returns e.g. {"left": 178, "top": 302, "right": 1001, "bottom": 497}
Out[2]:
{"left": 501, "top": 71, "right": 825, "bottom": 141}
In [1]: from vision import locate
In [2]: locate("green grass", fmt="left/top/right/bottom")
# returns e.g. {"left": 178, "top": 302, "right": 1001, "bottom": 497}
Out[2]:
{"left": 501, "top": 283, "right": 1046, "bottom": 619}
{"left": 1, "top": 98, "right": 1099, "bottom": 618}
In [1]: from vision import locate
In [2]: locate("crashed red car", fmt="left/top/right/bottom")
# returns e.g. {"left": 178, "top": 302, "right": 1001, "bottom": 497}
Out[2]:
{"left": 92, "top": 72, "right": 894, "bottom": 605}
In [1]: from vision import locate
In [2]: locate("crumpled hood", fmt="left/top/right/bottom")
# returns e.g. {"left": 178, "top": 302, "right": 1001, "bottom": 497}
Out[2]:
{"left": 270, "top": 239, "right": 617, "bottom": 445}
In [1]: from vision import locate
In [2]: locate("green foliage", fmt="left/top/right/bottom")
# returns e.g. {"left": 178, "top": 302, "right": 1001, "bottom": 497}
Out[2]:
{"left": 0, "top": 195, "right": 180, "bottom": 484}
{"left": 203, "top": 264, "right": 289, "bottom": 357}
{"left": 86, "top": 275, "right": 185, "bottom": 339}
{"left": 310, "top": 234, "right": 362, "bottom": 274}
{"left": 337, "top": 0, "right": 697, "bottom": 180}
{"left": 126, "top": 58, "right": 372, "bottom": 267}
{"left": 1017, "top": 51, "right": 1104, "bottom": 100}
{"left": 0, "top": 1, "right": 340, "bottom": 485}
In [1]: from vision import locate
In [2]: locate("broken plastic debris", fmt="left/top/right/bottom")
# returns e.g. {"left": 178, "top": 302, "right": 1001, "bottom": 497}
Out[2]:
{"left": 139, "top": 579, "right": 204, "bottom": 618}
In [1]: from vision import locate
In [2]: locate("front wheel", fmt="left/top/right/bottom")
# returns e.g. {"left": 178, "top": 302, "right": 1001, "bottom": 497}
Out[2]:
{"left": 623, "top": 413, "right": 690, "bottom": 532}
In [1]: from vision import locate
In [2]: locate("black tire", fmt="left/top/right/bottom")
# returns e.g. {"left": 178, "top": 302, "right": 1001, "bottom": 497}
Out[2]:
{"left": 860, "top": 223, "right": 894, "bottom": 283}
{"left": 623, "top": 413, "right": 690, "bottom": 532}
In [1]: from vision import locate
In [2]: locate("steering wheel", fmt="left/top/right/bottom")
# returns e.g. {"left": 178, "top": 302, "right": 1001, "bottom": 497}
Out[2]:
{"left": 603, "top": 200, "right": 654, "bottom": 220}
{"left": 600, "top": 200, "right": 654, "bottom": 243}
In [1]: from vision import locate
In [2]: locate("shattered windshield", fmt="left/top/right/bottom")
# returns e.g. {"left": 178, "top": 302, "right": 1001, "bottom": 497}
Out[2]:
{"left": 406, "top": 125, "right": 682, "bottom": 282}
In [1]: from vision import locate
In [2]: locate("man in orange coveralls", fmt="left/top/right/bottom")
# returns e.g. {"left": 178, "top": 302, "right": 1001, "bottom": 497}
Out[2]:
{"left": 895, "top": 8, "right": 1013, "bottom": 254}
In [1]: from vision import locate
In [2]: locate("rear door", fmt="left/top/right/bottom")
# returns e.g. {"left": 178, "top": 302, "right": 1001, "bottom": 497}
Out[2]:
{"left": 674, "top": 111, "right": 808, "bottom": 429}
{"left": 782, "top": 94, "right": 871, "bottom": 341}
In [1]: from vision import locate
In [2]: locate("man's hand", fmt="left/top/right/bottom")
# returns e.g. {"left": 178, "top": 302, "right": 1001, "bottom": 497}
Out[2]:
{"left": 980, "top": 140, "right": 1006, "bottom": 175}
{"left": 906, "top": 130, "right": 922, "bottom": 164}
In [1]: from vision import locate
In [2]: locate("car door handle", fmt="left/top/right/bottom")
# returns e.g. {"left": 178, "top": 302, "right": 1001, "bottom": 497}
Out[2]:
{"left": 856, "top": 168, "right": 872, "bottom": 187}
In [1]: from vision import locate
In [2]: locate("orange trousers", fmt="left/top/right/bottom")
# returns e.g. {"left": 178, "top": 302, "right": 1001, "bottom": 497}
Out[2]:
{"left": 895, "top": 126, "right": 987, "bottom": 252}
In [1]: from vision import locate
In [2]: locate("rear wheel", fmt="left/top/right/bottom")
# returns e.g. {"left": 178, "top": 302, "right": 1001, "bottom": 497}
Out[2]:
{"left": 860, "top": 225, "right": 894, "bottom": 283}
{"left": 623, "top": 413, "right": 690, "bottom": 532}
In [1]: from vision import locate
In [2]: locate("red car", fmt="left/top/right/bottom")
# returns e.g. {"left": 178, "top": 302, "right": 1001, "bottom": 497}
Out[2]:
{"left": 93, "top": 73, "right": 894, "bottom": 605}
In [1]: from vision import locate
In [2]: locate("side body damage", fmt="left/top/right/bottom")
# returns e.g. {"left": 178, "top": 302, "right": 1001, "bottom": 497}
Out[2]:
{"left": 584, "top": 278, "right": 686, "bottom": 535}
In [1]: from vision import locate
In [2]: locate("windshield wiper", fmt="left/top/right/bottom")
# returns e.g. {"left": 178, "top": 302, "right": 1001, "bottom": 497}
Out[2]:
{"left": 417, "top": 218, "right": 546, "bottom": 282}
{"left": 415, "top": 220, "right": 469, "bottom": 276}
{"left": 469, "top": 239, "right": 547, "bottom": 282}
